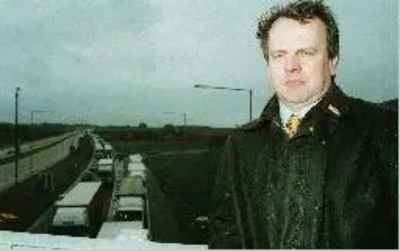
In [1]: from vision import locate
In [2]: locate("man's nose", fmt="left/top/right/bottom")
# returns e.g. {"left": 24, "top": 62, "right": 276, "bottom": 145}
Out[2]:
{"left": 285, "top": 55, "right": 301, "bottom": 73}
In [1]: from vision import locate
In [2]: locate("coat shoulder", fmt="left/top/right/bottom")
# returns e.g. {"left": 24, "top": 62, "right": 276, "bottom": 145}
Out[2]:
{"left": 237, "top": 118, "right": 268, "bottom": 132}
{"left": 348, "top": 97, "right": 397, "bottom": 125}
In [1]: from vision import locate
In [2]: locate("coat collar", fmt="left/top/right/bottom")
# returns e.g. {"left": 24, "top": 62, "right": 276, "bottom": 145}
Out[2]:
{"left": 259, "top": 84, "right": 351, "bottom": 124}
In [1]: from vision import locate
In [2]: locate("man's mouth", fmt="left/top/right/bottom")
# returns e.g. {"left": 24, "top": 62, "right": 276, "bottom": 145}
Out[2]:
{"left": 285, "top": 79, "right": 305, "bottom": 87}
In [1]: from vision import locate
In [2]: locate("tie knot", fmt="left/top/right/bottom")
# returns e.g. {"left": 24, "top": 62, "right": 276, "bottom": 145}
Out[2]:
{"left": 286, "top": 114, "right": 301, "bottom": 138}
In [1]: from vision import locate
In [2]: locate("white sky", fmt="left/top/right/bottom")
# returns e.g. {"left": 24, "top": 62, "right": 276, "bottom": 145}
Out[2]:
{"left": 0, "top": 0, "right": 398, "bottom": 127}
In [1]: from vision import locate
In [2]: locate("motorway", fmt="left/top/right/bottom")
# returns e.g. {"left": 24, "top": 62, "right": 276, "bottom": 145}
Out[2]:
{"left": 28, "top": 139, "right": 118, "bottom": 236}
{"left": 0, "top": 133, "right": 140, "bottom": 239}
{"left": 0, "top": 132, "right": 76, "bottom": 160}
{"left": 0, "top": 132, "right": 83, "bottom": 193}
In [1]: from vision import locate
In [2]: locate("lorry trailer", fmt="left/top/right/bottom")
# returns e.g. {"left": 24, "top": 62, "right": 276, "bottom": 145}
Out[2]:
{"left": 50, "top": 182, "right": 104, "bottom": 238}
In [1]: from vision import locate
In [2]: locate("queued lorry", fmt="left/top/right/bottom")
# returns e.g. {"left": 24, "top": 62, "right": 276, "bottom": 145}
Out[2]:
{"left": 128, "top": 154, "right": 142, "bottom": 163}
{"left": 103, "top": 143, "right": 114, "bottom": 159}
{"left": 50, "top": 182, "right": 104, "bottom": 238}
{"left": 114, "top": 176, "right": 145, "bottom": 222}
{"left": 126, "top": 154, "right": 145, "bottom": 178}
{"left": 97, "top": 158, "right": 114, "bottom": 186}
{"left": 93, "top": 142, "right": 104, "bottom": 160}
{"left": 92, "top": 136, "right": 114, "bottom": 160}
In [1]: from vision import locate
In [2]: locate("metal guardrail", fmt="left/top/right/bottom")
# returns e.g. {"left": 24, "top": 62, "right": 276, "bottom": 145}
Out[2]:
{"left": 106, "top": 158, "right": 125, "bottom": 222}
{"left": 0, "top": 132, "right": 77, "bottom": 166}
{"left": 61, "top": 134, "right": 98, "bottom": 196}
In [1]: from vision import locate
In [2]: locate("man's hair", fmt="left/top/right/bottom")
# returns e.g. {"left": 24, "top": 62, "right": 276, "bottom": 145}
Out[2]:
{"left": 257, "top": 0, "right": 339, "bottom": 62}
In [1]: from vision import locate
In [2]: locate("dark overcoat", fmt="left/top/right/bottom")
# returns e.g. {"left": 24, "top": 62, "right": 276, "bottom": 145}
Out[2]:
{"left": 208, "top": 85, "right": 398, "bottom": 249}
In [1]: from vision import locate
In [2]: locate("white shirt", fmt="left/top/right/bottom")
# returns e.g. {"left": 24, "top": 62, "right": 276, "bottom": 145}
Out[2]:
{"left": 279, "top": 99, "right": 321, "bottom": 127}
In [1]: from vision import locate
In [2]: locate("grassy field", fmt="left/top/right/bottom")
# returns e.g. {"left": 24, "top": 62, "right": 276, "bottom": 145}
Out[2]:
{"left": 110, "top": 139, "right": 224, "bottom": 244}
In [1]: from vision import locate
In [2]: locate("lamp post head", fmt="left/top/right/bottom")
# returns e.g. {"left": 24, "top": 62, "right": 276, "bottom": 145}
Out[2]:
{"left": 194, "top": 84, "right": 210, "bottom": 89}
{"left": 15, "top": 87, "right": 21, "bottom": 97}
{"left": 193, "top": 83, "right": 253, "bottom": 123}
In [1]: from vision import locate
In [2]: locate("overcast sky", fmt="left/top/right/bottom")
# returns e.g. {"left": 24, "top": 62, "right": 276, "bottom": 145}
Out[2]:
{"left": 0, "top": 0, "right": 398, "bottom": 127}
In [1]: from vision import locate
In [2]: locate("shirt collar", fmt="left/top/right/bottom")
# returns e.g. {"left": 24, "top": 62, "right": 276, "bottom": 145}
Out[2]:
{"left": 259, "top": 84, "right": 350, "bottom": 127}
{"left": 279, "top": 98, "right": 322, "bottom": 126}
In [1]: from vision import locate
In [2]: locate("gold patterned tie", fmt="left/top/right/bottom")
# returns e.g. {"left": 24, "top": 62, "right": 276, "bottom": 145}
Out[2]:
{"left": 286, "top": 114, "right": 301, "bottom": 138}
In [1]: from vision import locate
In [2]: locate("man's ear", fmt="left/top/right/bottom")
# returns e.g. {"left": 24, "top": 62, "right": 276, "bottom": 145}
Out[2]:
{"left": 329, "top": 56, "right": 339, "bottom": 76}
{"left": 266, "top": 65, "right": 272, "bottom": 83}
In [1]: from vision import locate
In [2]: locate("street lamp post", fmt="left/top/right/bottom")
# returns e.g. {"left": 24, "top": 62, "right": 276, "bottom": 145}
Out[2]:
{"left": 163, "top": 112, "right": 187, "bottom": 126}
{"left": 31, "top": 110, "right": 45, "bottom": 126}
{"left": 194, "top": 84, "right": 253, "bottom": 123}
{"left": 14, "top": 87, "right": 21, "bottom": 184}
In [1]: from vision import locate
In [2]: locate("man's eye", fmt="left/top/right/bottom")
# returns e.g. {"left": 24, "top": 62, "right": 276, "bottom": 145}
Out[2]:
{"left": 271, "top": 53, "right": 284, "bottom": 59}
{"left": 301, "top": 50, "right": 315, "bottom": 56}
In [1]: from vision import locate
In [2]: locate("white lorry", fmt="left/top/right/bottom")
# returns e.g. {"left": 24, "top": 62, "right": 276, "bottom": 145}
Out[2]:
{"left": 103, "top": 143, "right": 114, "bottom": 159}
{"left": 114, "top": 176, "right": 145, "bottom": 222}
{"left": 128, "top": 154, "right": 142, "bottom": 163}
{"left": 50, "top": 182, "right": 104, "bottom": 238}
{"left": 97, "top": 158, "right": 114, "bottom": 186}
{"left": 126, "top": 154, "right": 145, "bottom": 177}
{"left": 126, "top": 162, "right": 146, "bottom": 178}
{"left": 93, "top": 142, "right": 104, "bottom": 160}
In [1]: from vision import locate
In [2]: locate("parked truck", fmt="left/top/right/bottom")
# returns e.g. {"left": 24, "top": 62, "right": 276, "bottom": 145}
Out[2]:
{"left": 50, "top": 182, "right": 104, "bottom": 238}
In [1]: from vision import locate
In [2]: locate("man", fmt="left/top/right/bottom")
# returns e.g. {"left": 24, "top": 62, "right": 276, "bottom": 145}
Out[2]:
{"left": 208, "top": 0, "right": 398, "bottom": 249}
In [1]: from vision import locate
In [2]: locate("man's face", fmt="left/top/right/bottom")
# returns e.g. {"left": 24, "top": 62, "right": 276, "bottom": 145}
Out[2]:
{"left": 267, "top": 17, "right": 338, "bottom": 108}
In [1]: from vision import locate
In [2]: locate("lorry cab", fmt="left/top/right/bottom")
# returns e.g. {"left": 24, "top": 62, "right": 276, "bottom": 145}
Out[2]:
{"left": 114, "top": 196, "right": 144, "bottom": 222}
{"left": 97, "top": 158, "right": 114, "bottom": 186}
{"left": 50, "top": 182, "right": 103, "bottom": 238}
{"left": 50, "top": 207, "right": 90, "bottom": 237}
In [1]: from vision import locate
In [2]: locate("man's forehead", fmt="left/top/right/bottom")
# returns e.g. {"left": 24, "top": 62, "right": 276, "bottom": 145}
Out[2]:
{"left": 269, "top": 17, "right": 326, "bottom": 33}
{"left": 268, "top": 17, "right": 327, "bottom": 47}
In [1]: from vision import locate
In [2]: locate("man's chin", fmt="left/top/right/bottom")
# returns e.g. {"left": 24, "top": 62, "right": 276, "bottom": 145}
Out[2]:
{"left": 278, "top": 94, "right": 311, "bottom": 107}
{"left": 278, "top": 94, "right": 306, "bottom": 104}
